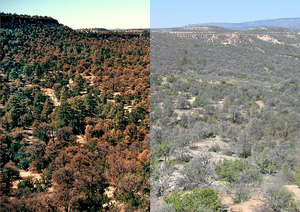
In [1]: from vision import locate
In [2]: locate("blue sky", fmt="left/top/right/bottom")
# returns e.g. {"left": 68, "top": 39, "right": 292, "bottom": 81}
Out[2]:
{"left": 151, "top": 0, "right": 300, "bottom": 28}
{"left": 1, "top": 0, "right": 150, "bottom": 29}
{"left": 2, "top": 0, "right": 299, "bottom": 29}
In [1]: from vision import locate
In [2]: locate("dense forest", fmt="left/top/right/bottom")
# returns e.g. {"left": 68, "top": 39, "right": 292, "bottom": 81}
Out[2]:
{"left": 0, "top": 13, "right": 150, "bottom": 211}
{"left": 150, "top": 26, "right": 300, "bottom": 211}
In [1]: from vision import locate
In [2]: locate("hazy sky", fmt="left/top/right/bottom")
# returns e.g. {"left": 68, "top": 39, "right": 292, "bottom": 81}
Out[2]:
{"left": 2, "top": 0, "right": 299, "bottom": 29}
{"left": 151, "top": 0, "right": 300, "bottom": 28}
{"left": 1, "top": 0, "right": 150, "bottom": 29}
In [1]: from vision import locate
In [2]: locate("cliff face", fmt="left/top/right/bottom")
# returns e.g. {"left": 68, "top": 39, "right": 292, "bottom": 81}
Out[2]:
{"left": 0, "top": 13, "right": 59, "bottom": 28}
{"left": 151, "top": 26, "right": 300, "bottom": 47}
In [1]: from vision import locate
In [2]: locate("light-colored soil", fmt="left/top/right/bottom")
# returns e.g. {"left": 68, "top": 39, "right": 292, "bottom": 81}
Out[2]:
{"left": 174, "top": 109, "right": 189, "bottom": 117}
{"left": 256, "top": 35, "right": 282, "bottom": 44}
{"left": 231, "top": 199, "right": 264, "bottom": 212}
{"left": 124, "top": 105, "right": 132, "bottom": 113}
{"left": 76, "top": 135, "right": 86, "bottom": 144}
{"left": 151, "top": 196, "right": 164, "bottom": 212}
{"left": 12, "top": 170, "right": 41, "bottom": 189}
{"left": 221, "top": 195, "right": 235, "bottom": 206}
{"left": 19, "top": 169, "right": 41, "bottom": 179}
{"left": 23, "top": 128, "right": 33, "bottom": 135}
{"left": 285, "top": 185, "right": 300, "bottom": 201}
{"left": 67, "top": 78, "right": 74, "bottom": 87}
{"left": 107, "top": 99, "right": 115, "bottom": 103}
{"left": 83, "top": 74, "right": 95, "bottom": 86}
{"left": 103, "top": 186, "right": 126, "bottom": 211}
{"left": 189, "top": 136, "right": 237, "bottom": 162}
{"left": 219, "top": 186, "right": 264, "bottom": 212}
{"left": 161, "top": 77, "right": 167, "bottom": 85}
{"left": 192, "top": 136, "right": 229, "bottom": 152}
{"left": 41, "top": 88, "right": 60, "bottom": 106}
{"left": 187, "top": 96, "right": 196, "bottom": 104}
{"left": 256, "top": 100, "right": 265, "bottom": 108}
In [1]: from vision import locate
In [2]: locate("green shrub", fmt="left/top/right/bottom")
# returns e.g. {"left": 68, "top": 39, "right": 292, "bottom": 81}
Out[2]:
{"left": 296, "top": 170, "right": 300, "bottom": 187}
{"left": 208, "top": 144, "right": 221, "bottom": 152}
{"left": 262, "top": 182, "right": 299, "bottom": 212}
{"left": 164, "top": 188, "right": 221, "bottom": 212}
{"left": 167, "top": 76, "right": 178, "bottom": 83}
{"left": 214, "top": 159, "right": 257, "bottom": 183}
{"left": 255, "top": 153, "right": 277, "bottom": 174}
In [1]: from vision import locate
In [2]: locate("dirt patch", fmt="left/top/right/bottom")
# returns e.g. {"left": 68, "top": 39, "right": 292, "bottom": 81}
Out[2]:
{"left": 231, "top": 199, "right": 264, "bottom": 212}
{"left": 161, "top": 77, "right": 167, "bottom": 85}
{"left": 103, "top": 186, "right": 126, "bottom": 211}
{"left": 174, "top": 109, "right": 187, "bottom": 117}
{"left": 12, "top": 170, "right": 41, "bottom": 189}
{"left": 285, "top": 185, "right": 300, "bottom": 201}
{"left": 19, "top": 170, "right": 41, "bottom": 179}
{"left": 41, "top": 88, "right": 60, "bottom": 106}
{"left": 173, "top": 108, "right": 197, "bottom": 119}
{"left": 221, "top": 196, "right": 235, "bottom": 206}
{"left": 124, "top": 105, "right": 132, "bottom": 113}
{"left": 104, "top": 186, "right": 115, "bottom": 199}
{"left": 219, "top": 187, "right": 264, "bottom": 212}
{"left": 107, "top": 99, "right": 115, "bottom": 103}
{"left": 68, "top": 78, "right": 74, "bottom": 87}
{"left": 151, "top": 196, "right": 164, "bottom": 212}
{"left": 255, "top": 100, "right": 264, "bottom": 108}
{"left": 256, "top": 35, "right": 282, "bottom": 44}
{"left": 76, "top": 135, "right": 86, "bottom": 144}
{"left": 83, "top": 74, "right": 95, "bottom": 86}
{"left": 187, "top": 96, "right": 196, "bottom": 104}
{"left": 192, "top": 136, "right": 229, "bottom": 152}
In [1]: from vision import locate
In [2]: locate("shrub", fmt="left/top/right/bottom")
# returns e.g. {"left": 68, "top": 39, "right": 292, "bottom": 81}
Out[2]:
{"left": 296, "top": 170, "right": 300, "bottom": 188}
{"left": 164, "top": 188, "right": 221, "bottom": 212}
{"left": 215, "top": 159, "right": 249, "bottom": 183}
{"left": 260, "top": 182, "right": 299, "bottom": 212}
{"left": 208, "top": 144, "right": 221, "bottom": 152}
{"left": 214, "top": 159, "right": 260, "bottom": 184}
{"left": 167, "top": 76, "right": 178, "bottom": 83}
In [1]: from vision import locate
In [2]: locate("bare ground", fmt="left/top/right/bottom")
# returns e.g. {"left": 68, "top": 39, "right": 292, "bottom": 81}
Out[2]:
{"left": 76, "top": 135, "right": 86, "bottom": 144}
{"left": 256, "top": 100, "right": 265, "bottom": 108}
{"left": 12, "top": 170, "right": 41, "bottom": 189}
{"left": 187, "top": 96, "right": 196, "bottom": 104}
{"left": 285, "top": 185, "right": 300, "bottom": 201}
{"left": 231, "top": 199, "right": 264, "bottom": 212}
{"left": 192, "top": 136, "right": 229, "bottom": 151}
{"left": 41, "top": 88, "right": 60, "bottom": 106}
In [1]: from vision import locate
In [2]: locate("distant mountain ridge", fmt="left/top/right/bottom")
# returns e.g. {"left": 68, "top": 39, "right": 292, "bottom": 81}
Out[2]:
{"left": 184, "top": 18, "right": 300, "bottom": 30}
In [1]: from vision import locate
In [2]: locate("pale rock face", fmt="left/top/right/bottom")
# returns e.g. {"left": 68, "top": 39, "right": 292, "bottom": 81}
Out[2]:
{"left": 256, "top": 35, "right": 282, "bottom": 44}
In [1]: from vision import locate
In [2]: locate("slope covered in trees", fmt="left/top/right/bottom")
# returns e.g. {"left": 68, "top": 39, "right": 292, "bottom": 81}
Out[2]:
{"left": 150, "top": 26, "right": 300, "bottom": 211}
{"left": 0, "top": 13, "right": 150, "bottom": 211}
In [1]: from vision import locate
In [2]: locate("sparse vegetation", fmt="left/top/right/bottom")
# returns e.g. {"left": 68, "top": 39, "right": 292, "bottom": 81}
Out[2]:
{"left": 150, "top": 25, "right": 300, "bottom": 211}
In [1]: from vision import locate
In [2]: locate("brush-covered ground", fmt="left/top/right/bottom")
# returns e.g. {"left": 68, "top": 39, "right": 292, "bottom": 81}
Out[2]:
{"left": 150, "top": 26, "right": 300, "bottom": 212}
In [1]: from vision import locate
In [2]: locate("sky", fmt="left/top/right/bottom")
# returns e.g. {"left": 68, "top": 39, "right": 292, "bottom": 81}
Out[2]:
{"left": 1, "top": 0, "right": 150, "bottom": 29}
{"left": 2, "top": 1, "right": 299, "bottom": 29}
{"left": 151, "top": 0, "right": 300, "bottom": 28}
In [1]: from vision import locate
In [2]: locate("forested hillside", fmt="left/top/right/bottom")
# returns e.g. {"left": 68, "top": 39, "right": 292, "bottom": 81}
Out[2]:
{"left": 0, "top": 13, "right": 150, "bottom": 211}
{"left": 150, "top": 26, "right": 300, "bottom": 211}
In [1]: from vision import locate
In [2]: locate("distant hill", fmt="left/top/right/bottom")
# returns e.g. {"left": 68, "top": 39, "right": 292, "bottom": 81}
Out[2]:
{"left": 184, "top": 18, "right": 300, "bottom": 30}
{"left": 0, "top": 12, "right": 59, "bottom": 28}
